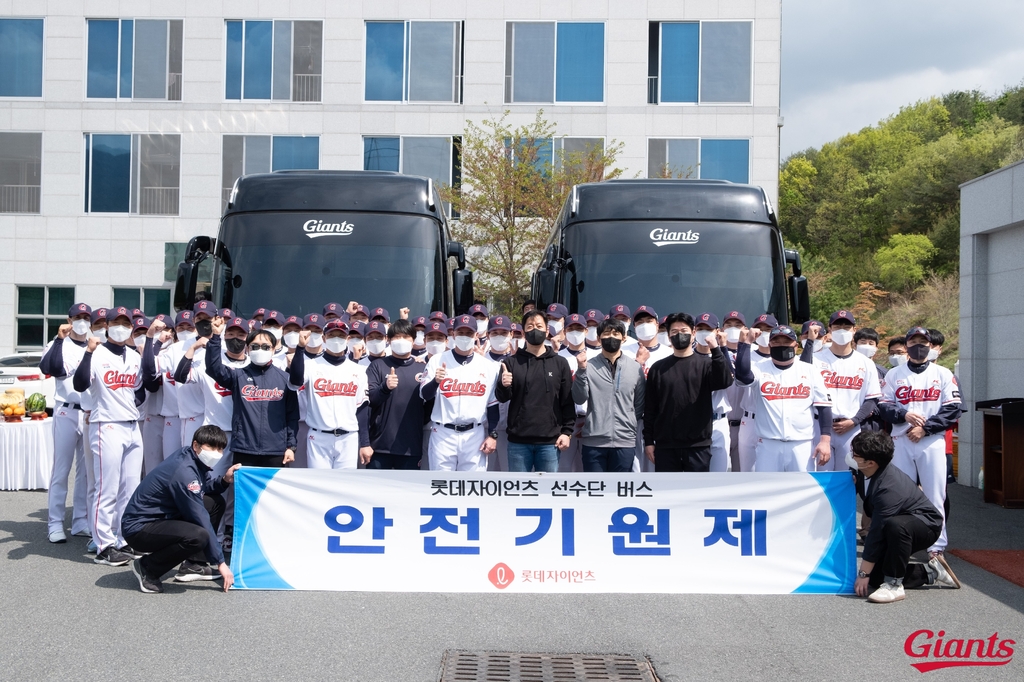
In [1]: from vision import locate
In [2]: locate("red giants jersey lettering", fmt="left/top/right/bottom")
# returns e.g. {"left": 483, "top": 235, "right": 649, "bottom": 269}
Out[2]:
{"left": 240, "top": 384, "right": 284, "bottom": 401}
{"left": 760, "top": 381, "right": 811, "bottom": 400}
{"left": 438, "top": 377, "right": 487, "bottom": 398}
{"left": 103, "top": 370, "right": 137, "bottom": 390}
{"left": 213, "top": 382, "right": 231, "bottom": 397}
{"left": 821, "top": 370, "right": 864, "bottom": 390}
{"left": 164, "top": 370, "right": 176, "bottom": 386}
{"left": 312, "top": 377, "right": 359, "bottom": 398}
{"left": 895, "top": 386, "right": 941, "bottom": 404}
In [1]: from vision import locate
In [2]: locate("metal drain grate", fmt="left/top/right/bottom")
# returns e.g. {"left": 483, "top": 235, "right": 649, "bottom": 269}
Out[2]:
{"left": 438, "top": 650, "right": 659, "bottom": 682}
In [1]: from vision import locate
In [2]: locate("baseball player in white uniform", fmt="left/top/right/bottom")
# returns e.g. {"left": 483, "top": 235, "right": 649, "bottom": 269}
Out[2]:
{"left": 484, "top": 315, "right": 515, "bottom": 472}
{"left": 556, "top": 313, "right": 592, "bottom": 473}
{"left": 721, "top": 311, "right": 747, "bottom": 472}
{"left": 73, "top": 307, "right": 144, "bottom": 566}
{"left": 289, "top": 319, "right": 372, "bottom": 469}
{"left": 608, "top": 304, "right": 639, "bottom": 357}
{"left": 878, "top": 327, "right": 961, "bottom": 557}
{"left": 694, "top": 312, "right": 734, "bottom": 472}
{"left": 420, "top": 315, "right": 500, "bottom": 471}
{"left": 736, "top": 313, "right": 777, "bottom": 472}
{"left": 735, "top": 325, "right": 833, "bottom": 472}
{"left": 40, "top": 303, "right": 94, "bottom": 543}
{"left": 146, "top": 310, "right": 197, "bottom": 459}
{"left": 631, "top": 305, "right": 672, "bottom": 472}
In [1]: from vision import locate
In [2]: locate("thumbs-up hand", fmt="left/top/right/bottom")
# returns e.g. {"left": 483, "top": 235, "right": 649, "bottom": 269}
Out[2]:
{"left": 576, "top": 350, "right": 588, "bottom": 371}
{"left": 501, "top": 363, "right": 513, "bottom": 387}
{"left": 435, "top": 362, "right": 447, "bottom": 382}
{"left": 386, "top": 366, "right": 399, "bottom": 390}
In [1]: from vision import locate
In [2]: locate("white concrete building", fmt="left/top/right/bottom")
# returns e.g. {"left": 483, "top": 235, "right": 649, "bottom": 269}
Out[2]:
{"left": 0, "top": 0, "right": 781, "bottom": 354}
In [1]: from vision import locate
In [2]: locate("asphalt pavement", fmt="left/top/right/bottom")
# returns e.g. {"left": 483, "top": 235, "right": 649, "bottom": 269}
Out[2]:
{"left": 1, "top": 483, "right": 1021, "bottom": 682}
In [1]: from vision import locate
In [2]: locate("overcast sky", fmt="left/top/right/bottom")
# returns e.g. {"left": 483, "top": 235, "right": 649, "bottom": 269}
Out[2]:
{"left": 780, "top": 0, "right": 1024, "bottom": 157}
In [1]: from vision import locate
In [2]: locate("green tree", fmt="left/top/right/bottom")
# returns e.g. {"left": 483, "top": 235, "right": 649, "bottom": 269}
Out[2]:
{"left": 874, "top": 234, "right": 936, "bottom": 291}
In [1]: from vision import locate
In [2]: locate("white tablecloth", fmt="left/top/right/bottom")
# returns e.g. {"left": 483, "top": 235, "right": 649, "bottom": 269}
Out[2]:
{"left": 0, "top": 418, "right": 53, "bottom": 490}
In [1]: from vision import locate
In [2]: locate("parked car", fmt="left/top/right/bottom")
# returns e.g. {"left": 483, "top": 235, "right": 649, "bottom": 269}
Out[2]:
{"left": 0, "top": 352, "right": 56, "bottom": 411}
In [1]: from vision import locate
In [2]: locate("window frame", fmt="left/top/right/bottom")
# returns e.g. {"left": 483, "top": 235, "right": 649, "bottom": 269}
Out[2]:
{"left": 223, "top": 19, "right": 324, "bottom": 103}
{"left": 645, "top": 137, "right": 751, "bottom": 183}
{"left": 504, "top": 20, "right": 606, "bottom": 106}
{"left": 0, "top": 17, "right": 46, "bottom": 100}
{"left": 0, "top": 130, "right": 43, "bottom": 215}
{"left": 112, "top": 286, "right": 173, "bottom": 317}
{"left": 361, "top": 134, "right": 461, "bottom": 219}
{"left": 362, "top": 20, "right": 465, "bottom": 105}
{"left": 651, "top": 19, "right": 754, "bottom": 107}
{"left": 14, "top": 285, "right": 75, "bottom": 352}
{"left": 82, "top": 132, "right": 182, "bottom": 216}
{"left": 83, "top": 17, "right": 184, "bottom": 102}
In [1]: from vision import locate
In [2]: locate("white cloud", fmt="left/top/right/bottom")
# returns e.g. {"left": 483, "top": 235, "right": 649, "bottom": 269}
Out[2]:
{"left": 781, "top": 49, "right": 1024, "bottom": 157}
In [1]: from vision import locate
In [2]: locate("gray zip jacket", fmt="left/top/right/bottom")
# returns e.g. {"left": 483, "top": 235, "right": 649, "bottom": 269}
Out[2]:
{"left": 571, "top": 352, "right": 645, "bottom": 448}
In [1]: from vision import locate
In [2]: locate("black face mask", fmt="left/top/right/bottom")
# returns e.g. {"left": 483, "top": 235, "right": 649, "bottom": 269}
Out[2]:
{"left": 601, "top": 337, "right": 621, "bottom": 353}
{"left": 524, "top": 329, "right": 547, "bottom": 347}
{"left": 225, "top": 337, "right": 247, "bottom": 354}
{"left": 770, "top": 346, "right": 796, "bottom": 362}
{"left": 669, "top": 333, "right": 691, "bottom": 350}
{"left": 907, "top": 344, "right": 930, "bottom": 362}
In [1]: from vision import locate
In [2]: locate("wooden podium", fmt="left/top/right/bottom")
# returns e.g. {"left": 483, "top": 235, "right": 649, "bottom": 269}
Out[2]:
{"left": 977, "top": 398, "right": 1024, "bottom": 508}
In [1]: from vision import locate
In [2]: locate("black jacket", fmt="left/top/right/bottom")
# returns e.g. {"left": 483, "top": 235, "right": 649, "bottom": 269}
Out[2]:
{"left": 862, "top": 461, "right": 944, "bottom": 564}
{"left": 494, "top": 347, "right": 575, "bottom": 444}
{"left": 366, "top": 355, "right": 426, "bottom": 456}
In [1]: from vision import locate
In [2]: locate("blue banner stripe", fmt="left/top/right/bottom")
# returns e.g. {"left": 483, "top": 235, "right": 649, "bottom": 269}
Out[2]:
{"left": 793, "top": 472, "right": 857, "bottom": 594}
{"left": 232, "top": 468, "right": 293, "bottom": 590}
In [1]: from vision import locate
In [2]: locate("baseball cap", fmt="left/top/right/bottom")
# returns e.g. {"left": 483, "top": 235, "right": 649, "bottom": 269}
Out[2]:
{"left": 284, "top": 315, "right": 302, "bottom": 329}
{"left": 91, "top": 308, "right": 108, "bottom": 324}
{"left": 219, "top": 308, "right": 234, "bottom": 319}
{"left": 905, "top": 326, "right": 931, "bottom": 343}
{"left": 193, "top": 300, "right": 217, "bottom": 316}
{"left": 488, "top": 315, "right": 512, "bottom": 332}
{"left": 350, "top": 304, "right": 370, "bottom": 318}
{"left": 695, "top": 312, "right": 720, "bottom": 329}
{"left": 303, "top": 313, "right": 324, "bottom": 330}
{"left": 609, "top": 304, "right": 631, "bottom": 319}
{"left": 659, "top": 315, "right": 667, "bottom": 327}
{"left": 323, "top": 302, "right": 343, "bottom": 317}
{"left": 324, "top": 319, "right": 349, "bottom": 334}
{"left": 429, "top": 310, "right": 449, "bottom": 324}
{"left": 347, "top": 320, "right": 366, "bottom": 338}
{"left": 226, "top": 316, "right": 248, "bottom": 332}
{"left": 413, "top": 316, "right": 427, "bottom": 328}
{"left": 68, "top": 303, "right": 92, "bottom": 318}
{"left": 565, "top": 313, "right": 586, "bottom": 329}
{"left": 510, "top": 323, "right": 523, "bottom": 334}
{"left": 251, "top": 307, "right": 267, "bottom": 319}
{"left": 800, "top": 320, "right": 824, "bottom": 335}
{"left": 469, "top": 303, "right": 489, "bottom": 317}
{"left": 249, "top": 320, "right": 262, "bottom": 331}
{"left": 131, "top": 308, "right": 145, "bottom": 319}
{"left": 829, "top": 310, "right": 856, "bottom": 326}
{"left": 370, "top": 307, "right": 390, "bottom": 323}
{"left": 753, "top": 313, "right": 778, "bottom": 328}
{"left": 153, "top": 313, "right": 171, "bottom": 326}
{"left": 108, "top": 306, "right": 132, "bottom": 323}
{"left": 452, "top": 314, "right": 476, "bottom": 332}
{"left": 263, "top": 310, "right": 286, "bottom": 326}
{"left": 583, "top": 309, "right": 605, "bottom": 324}
{"left": 132, "top": 316, "right": 151, "bottom": 331}
{"left": 545, "top": 303, "right": 568, "bottom": 320}
{"left": 174, "top": 310, "right": 194, "bottom": 328}
{"left": 723, "top": 310, "right": 746, "bottom": 325}
{"left": 366, "top": 320, "right": 387, "bottom": 337}
{"left": 425, "top": 320, "right": 446, "bottom": 335}
{"left": 770, "top": 325, "right": 799, "bottom": 342}
{"left": 633, "top": 305, "right": 658, "bottom": 322}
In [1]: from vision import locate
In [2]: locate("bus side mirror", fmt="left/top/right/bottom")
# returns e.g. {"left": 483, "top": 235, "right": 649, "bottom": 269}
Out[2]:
{"left": 453, "top": 269, "right": 473, "bottom": 315}
{"left": 447, "top": 241, "right": 466, "bottom": 270}
{"left": 784, "top": 248, "right": 802, "bottom": 277}
{"left": 186, "top": 235, "right": 213, "bottom": 262}
{"left": 174, "top": 261, "right": 198, "bottom": 312}
{"left": 534, "top": 268, "right": 556, "bottom": 310}
{"left": 789, "top": 275, "right": 810, "bottom": 324}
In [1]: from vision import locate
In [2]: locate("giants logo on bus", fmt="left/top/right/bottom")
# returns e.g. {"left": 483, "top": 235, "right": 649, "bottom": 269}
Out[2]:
{"left": 303, "top": 219, "right": 354, "bottom": 239}
{"left": 760, "top": 381, "right": 810, "bottom": 400}
{"left": 894, "top": 386, "right": 941, "bottom": 404}
{"left": 821, "top": 371, "right": 864, "bottom": 390}
{"left": 240, "top": 384, "right": 284, "bottom": 401}
{"left": 103, "top": 370, "right": 137, "bottom": 390}
{"left": 312, "top": 378, "right": 359, "bottom": 398}
{"left": 650, "top": 228, "right": 700, "bottom": 247}
{"left": 438, "top": 378, "right": 487, "bottom": 398}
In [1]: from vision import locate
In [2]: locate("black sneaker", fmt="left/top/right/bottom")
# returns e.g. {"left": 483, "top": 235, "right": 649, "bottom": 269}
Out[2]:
{"left": 94, "top": 546, "right": 132, "bottom": 566}
{"left": 117, "top": 544, "right": 143, "bottom": 559}
{"left": 174, "top": 560, "right": 217, "bottom": 582}
{"left": 131, "top": 559, "right": 163, "bottom": 593}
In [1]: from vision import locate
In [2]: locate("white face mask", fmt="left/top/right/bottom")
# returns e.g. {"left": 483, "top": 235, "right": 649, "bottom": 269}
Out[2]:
{"left": 262, "top": 326, "right": 281, "bottom": 340}
{"left": 586, "top": 326, "right": 599, "bottom": 343}
{"left": 889, "top": 354, "right": 908, "bottom": 367}
{"left": 830, "top": 329, "right": 854, "bottom": 346}
{"left": 724, "top": 327, "right": 742, "bottom": 344}
{"left": 845, "top": 451, "right": 859, "bottom": 471}
{"left": 803, "top": 339, "right": 822, "bottom": 352}
{"left": 657, "top": 332, "right": 670, "bottom": 347}
{"left": 177, "top": 329, "right": 197, "bottom": 344}
{"left": 91, "top": 328, "right": 107, "bottom": 343}
{"left": 616, "top": 318, "right": 630, "bottom": 332}
{"left": 196, "top": 446, "right": 224, "bottom": 469}
{"left": 489, "top": 334, "right": 510, "bottom": 353}
{"left": 390, "top": 338, "right": 413, "bottom": 356}
{"left": 307, "top": 332, "right": 323, "bottom": 347}
{"left": 348, "top": 338, "right": 364, "bottom": 354}
{"left": 927, "top": 348, "right": 939, "bottom": 362}
{"left": 107, "top": 324, "right": 132, "bottom": 343}
{"left": 453, "top": 335, "right": 476, "bottom": 352}
{"left": 72, "top": 319, "right": 91, "bottom": 335}
{"left": 283, "top": 331, "right": 300, "bottom": 349}
{"left": 855, "top": 344, "right": 878, "bottom": 359}
{"left": 564, "top": 330, "right": 586, "bottom": 347}
{"left": 635, "top": 322, "right": 658, "bottom": 341}
{"left": 426, "top": 340, "right": 447, "bottom": 356}
{"left": 548, "top": 319, "right": 564, "bottom": 336}
{"left": 249, "top": 349, "right": 273, "bottom": 366}
{"left": 414, "top": 331, "right": 425, "bottom": 348}
{"left": 325, "top": 337, "right": 347, "bottom": 354}
{"left": 366, "top": 338, "right": 387, "bottom": 356}
{"left": 694, "top": 330, "right": 713, "bottom": 346}
{"left": 446, "top": 337, "right": 455, "bottom": 350}
{"left": 510, "top": 337, "right": 522, "bottom": 350}
{"left": 755, "top": 333, "right": 770, "bottom": 348}
{"left": 476, "top": 319, "right": 488, "bottom": 335}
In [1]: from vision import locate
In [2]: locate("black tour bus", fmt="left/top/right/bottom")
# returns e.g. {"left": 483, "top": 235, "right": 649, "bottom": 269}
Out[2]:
{"left": 174, "top": 171, "right": 473, "bottom": 317}
{"left": 532, "top": 179, "right": 809, "bottom": 325}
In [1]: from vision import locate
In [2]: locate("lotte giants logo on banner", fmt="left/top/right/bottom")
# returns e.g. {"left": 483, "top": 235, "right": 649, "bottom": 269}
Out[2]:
{"left": 905, "top": 630, "right": 1015, "bottom": 672}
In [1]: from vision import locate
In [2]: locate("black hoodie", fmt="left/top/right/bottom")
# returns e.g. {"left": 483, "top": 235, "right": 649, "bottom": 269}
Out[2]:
{"left": 495, "top": 346, "right": 575, "bottom": 444}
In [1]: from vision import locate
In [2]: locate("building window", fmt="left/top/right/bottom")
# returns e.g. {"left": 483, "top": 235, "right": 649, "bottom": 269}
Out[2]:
{"left": 648, "top": 21, "right": 752, "bottom": 104}
{"left": 164, "top": 242, "right": 186, "bottom": 282}
{"left": 86, "top": 19, "right": 183, "bottom": 100}
{"left": 84, "top": 133, "right": 181, "bottom": 215}
{"left": 112, "top": 287, "right": 172, "bottom": 316}
{"left": 364, "top": 21, "right": 464, "bottom": 103}
{"left": 221, "top": 135, "right": 319, "bottom": 210}
{"left": 16, "top": 286, "right": 74, "bottom": 349}
{"left": 647, "top": 138, "right": 749, "bottom": 183}
{"left": 0, "top": 18, "right": 44, "bottom": 97}
{"left": 504, "top": 22, "right": 604, "bottom": 104}
{"left": 364, "top": 136, "right": 461, "bottom": 216}
{"left": 0, "top": 132, "right": 41, "bottom": 213}
{"left": 225, "top": 20, "right": 322, "bottom": 102}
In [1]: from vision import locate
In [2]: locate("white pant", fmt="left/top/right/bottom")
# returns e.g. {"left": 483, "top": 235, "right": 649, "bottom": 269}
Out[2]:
{"left": 829, "top": 423, "right": 860, "bottom": 472}
{"left": 893, "top": 433, "right": 947, "bottom": 553}
{"left": 560, "top": 416, "right": 585, "bottom": 472}
{"left": 89, "top": 421, "right": 143, "bottom": 551}
{"left": 141, "top": 414, "right": 164, "bottom": 477}
{"left": 162, "top": 416, "right": 182, "bottom": 459}
{"left": 737, "top": 416, "right": 759, "bottom": 472}
{"left": 47, "top": 406, "right": 89, "bottom": 535}
{"left": 429, "top": 423, "right": 487, "bottom": 471}
{"left": 180, "top": 414, "right": 203, "bottom": 450}
{"left": 754, "top": 438, "right": 813, "bottom": 472}
{"left": 307, "top": 429, "right": 359, "bottom": 469}
{"left": 710, "top": 417, "right": 732, "bottom": 472}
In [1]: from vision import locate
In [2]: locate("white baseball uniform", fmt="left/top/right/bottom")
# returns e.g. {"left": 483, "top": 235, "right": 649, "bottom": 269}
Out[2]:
{"left": 421, "top": 350, "right": 500, "bottom": 471}
{"left": 737, "top": 350, "right": 773, "bottom": 472}
{"left": 881, "top": 362, "right": 961, "bottom": 552}
{"left": 140, "top": 381, "right": 164, "bottom": 476}
{"left": 725, "top": 347, "right": 745, "bottom": 471}
{"left": 291, "top": 355, "right": 368, "bottom": 469}
{"left": 811, "top": 348, "right": 882, "bottom": 471}
{"left": 154, "top": 338, "right": 192, "bottom": 458}
{"left": 43, "top": 337, "right": 91, "bottom": 536}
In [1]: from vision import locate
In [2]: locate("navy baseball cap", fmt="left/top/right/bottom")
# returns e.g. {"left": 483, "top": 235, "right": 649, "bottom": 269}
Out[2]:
{"left": 829, "top": 310, "right": 856, "bottom": 326}
{"left": 366, "top": 320, "right": 387, "bottom": 337}
{"left": 351, "top": 304, "right": 370, "bottom": 318}
{"left": 659, "top": 316, "right": 667, "bottom": 327}
{"left": 249, "top": 320, "right": 262, "bottom": 331}
{"left": 800, "top": 320, "right": 824, "bottom": 335}
{"left": 469, "top": 303, "right": 489, "bottom": 317}
{"left": 303, "top": 313, "right": 324, "bottom": 330}
{"left": 131, "top": 308, "right": 145, "bottom": 319}
{"left": 905, "top": 326, "right": 931, "bottom": 343}
{"left": 263, "top": 310, "right": 286, "bottom": 326}
{"left": 132, "top": 316, "right": 150, "bottom": 331}
{"left": 108, "top": 306, "right": 132, "bottom": 322}
{"left": 633, "top": 305, "right": 658, "bottom": 321}
{"left": 510, "top": 323, "right": 523, "bottom": 334}
{"left": 752, "top": 313, "right": 778, "bottom": 328}
{"left": 283, "top": 315, "right": 302, "bottom": 329}
{"left": 347, "top": 320, "right": 365, "bottom": 337}
{"left": 226, "top": 316, "right": 248, "bottom": 332}
{"left": 545, "top": 303, "right": 568, "bottom": 319}
{"left": 370, "top": 307, "right": 390, "bottom": 323}
{"left": 91, "top": 308, "right": 108, "bottom": 324}
{"left": 770, "top": 325, "right": 799, "bottom": 342}
{"left": 695, "top": 312, "right": 720, "bottom": 329}
{"left": 565, "top": 313, "right": 586, "bottom": 329}
{"left": 413, "top": 316, "right": 427, "bottom": 328}
{"left": 609, "top": 304, "right": 631, "bottom": 319}
{"left": 174, "top": 310, "right": 194, "bottom": 328}
{"left": 193, "top": 300, "right": 217, "bottom": 316}
{"left": 584, "top": 309, "right": 605, "bottom": 324}
{"left": 153, "top": 313, "right": 171, "bottom": 326}
{"left": 453, "top": 314, "right": 476, "bottom": 332}
{"left": 68, "top": 303, "right": 92, "bottom": 318}
{"left": 425, "top": 320, "right": 446, "bottom": 335}
{"left": 429, "top": 310, "right": 449, "bottom": 324}
{"left": 723, "top": 310, "right": 746, "bottom": 325}
{"left": 219, "top": 308, "right": 234, "bottom": 319}
{"left": 324, "top": 319, "right": 349, "bottom": 335}
{"left": 251, "top": 307, "right": 267, "bottom": 319}
{"left": 323, "top": 302, "right": 343, "bottom": 317}
{"left": 488, "top": 315, "right": 512, "bottom": 332}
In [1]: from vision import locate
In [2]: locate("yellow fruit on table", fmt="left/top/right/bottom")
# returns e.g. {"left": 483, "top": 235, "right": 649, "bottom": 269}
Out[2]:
{"left": 3, "top": 407, "right": 13, "bottom": 416}
{"left": 14, "top": 407, "right": 25, "bottom": 416}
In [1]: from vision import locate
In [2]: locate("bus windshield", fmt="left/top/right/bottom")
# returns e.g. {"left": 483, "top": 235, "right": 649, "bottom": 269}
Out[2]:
{"left": 217, "top": 212, "right": 444, "bottom": 317}
{"left": 561, "top": 221, "right": 785, "bottom": 321}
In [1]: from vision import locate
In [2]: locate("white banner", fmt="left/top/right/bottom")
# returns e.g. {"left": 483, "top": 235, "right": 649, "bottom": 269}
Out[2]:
{"left": 231, "top": 470, "right": 856, "bottom": 594}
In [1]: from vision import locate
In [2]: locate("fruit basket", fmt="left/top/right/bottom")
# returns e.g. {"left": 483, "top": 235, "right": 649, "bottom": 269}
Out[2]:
{"left": 2, "top": 388, "right": 26, "bottom": 422}
{"left": 25, "top": 393, "right": 47, "bottom": 420}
